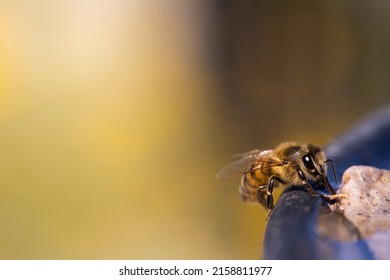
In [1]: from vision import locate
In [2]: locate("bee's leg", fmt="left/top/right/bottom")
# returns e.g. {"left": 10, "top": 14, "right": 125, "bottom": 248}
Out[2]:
{"left": 262, "top": 176, "right": 283, "bottom": 220}
{"left": 266, "top": 177, "right": 275, "bottom": 210}
{"left": 297, "top": 169, "right": 317, "bottom": 195}
{"left": 266, "top": 176, "right": 284, "bottom": 212}
{"left": 256, "top": 186, "right": 268, "bottom": 209}
{"left": 257, "top": 185, "right": 273, "bottom": 220}
{"left": 322, "top": 193, "right": 348, "bottom": 203}
{"left": 257, "top": 187, "right": 273, "bottom": 220}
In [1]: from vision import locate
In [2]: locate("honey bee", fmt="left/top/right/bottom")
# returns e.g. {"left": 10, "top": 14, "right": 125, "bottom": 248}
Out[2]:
{"left": 217, "top": 142, "right": 341, "bottom": 216}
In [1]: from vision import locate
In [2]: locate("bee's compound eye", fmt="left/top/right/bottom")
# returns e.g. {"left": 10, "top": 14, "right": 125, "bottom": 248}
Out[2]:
{"left": 302, "top": 155, "right": 315, "bottom": 171}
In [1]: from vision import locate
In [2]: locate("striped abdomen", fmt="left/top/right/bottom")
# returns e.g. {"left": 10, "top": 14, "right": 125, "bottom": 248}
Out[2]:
{"left": 239, "top": 165, "right": 270, "bottom": 202}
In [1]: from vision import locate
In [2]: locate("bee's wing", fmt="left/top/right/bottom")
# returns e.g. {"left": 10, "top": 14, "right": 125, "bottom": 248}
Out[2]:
{"left": 216, "top": 149, "right": 273, "bottom": 179}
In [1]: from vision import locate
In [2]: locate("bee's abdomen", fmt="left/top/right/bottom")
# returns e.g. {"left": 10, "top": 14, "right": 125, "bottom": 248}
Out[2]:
{"left": 239, "top": 169, "right": 267, "bottom": 202}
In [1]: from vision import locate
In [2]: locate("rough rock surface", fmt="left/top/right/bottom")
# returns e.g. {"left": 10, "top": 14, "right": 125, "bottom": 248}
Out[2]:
{"left": 335, "top": 165, "right": 390, "bottom": 237}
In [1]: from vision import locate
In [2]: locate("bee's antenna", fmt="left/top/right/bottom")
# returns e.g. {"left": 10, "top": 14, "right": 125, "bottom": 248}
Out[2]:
{"left": 324, "top": 158, "right": 337, "bottom": 184}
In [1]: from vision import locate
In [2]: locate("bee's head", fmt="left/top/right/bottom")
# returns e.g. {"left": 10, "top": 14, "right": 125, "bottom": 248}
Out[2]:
{"left": 300, "top": 144, "right": 336, "bottom": 194}
{"left": 278, "top": 142, "right": 337, "bottom": 194}
{"left": 300, "top": 144, "right": 329, "bottom": 182}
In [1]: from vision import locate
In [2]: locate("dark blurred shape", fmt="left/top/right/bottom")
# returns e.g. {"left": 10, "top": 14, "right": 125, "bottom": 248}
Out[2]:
{"left": 263, "top": 105, "right": 390, "bottom": 259}
{"left": 326, "top": 105, "right": 390, "bottom": 178}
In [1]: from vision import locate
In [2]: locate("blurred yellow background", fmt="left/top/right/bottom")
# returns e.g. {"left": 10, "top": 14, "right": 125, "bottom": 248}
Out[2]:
{"left": 0, "top": 1, "right": 389, "bottom": 259}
